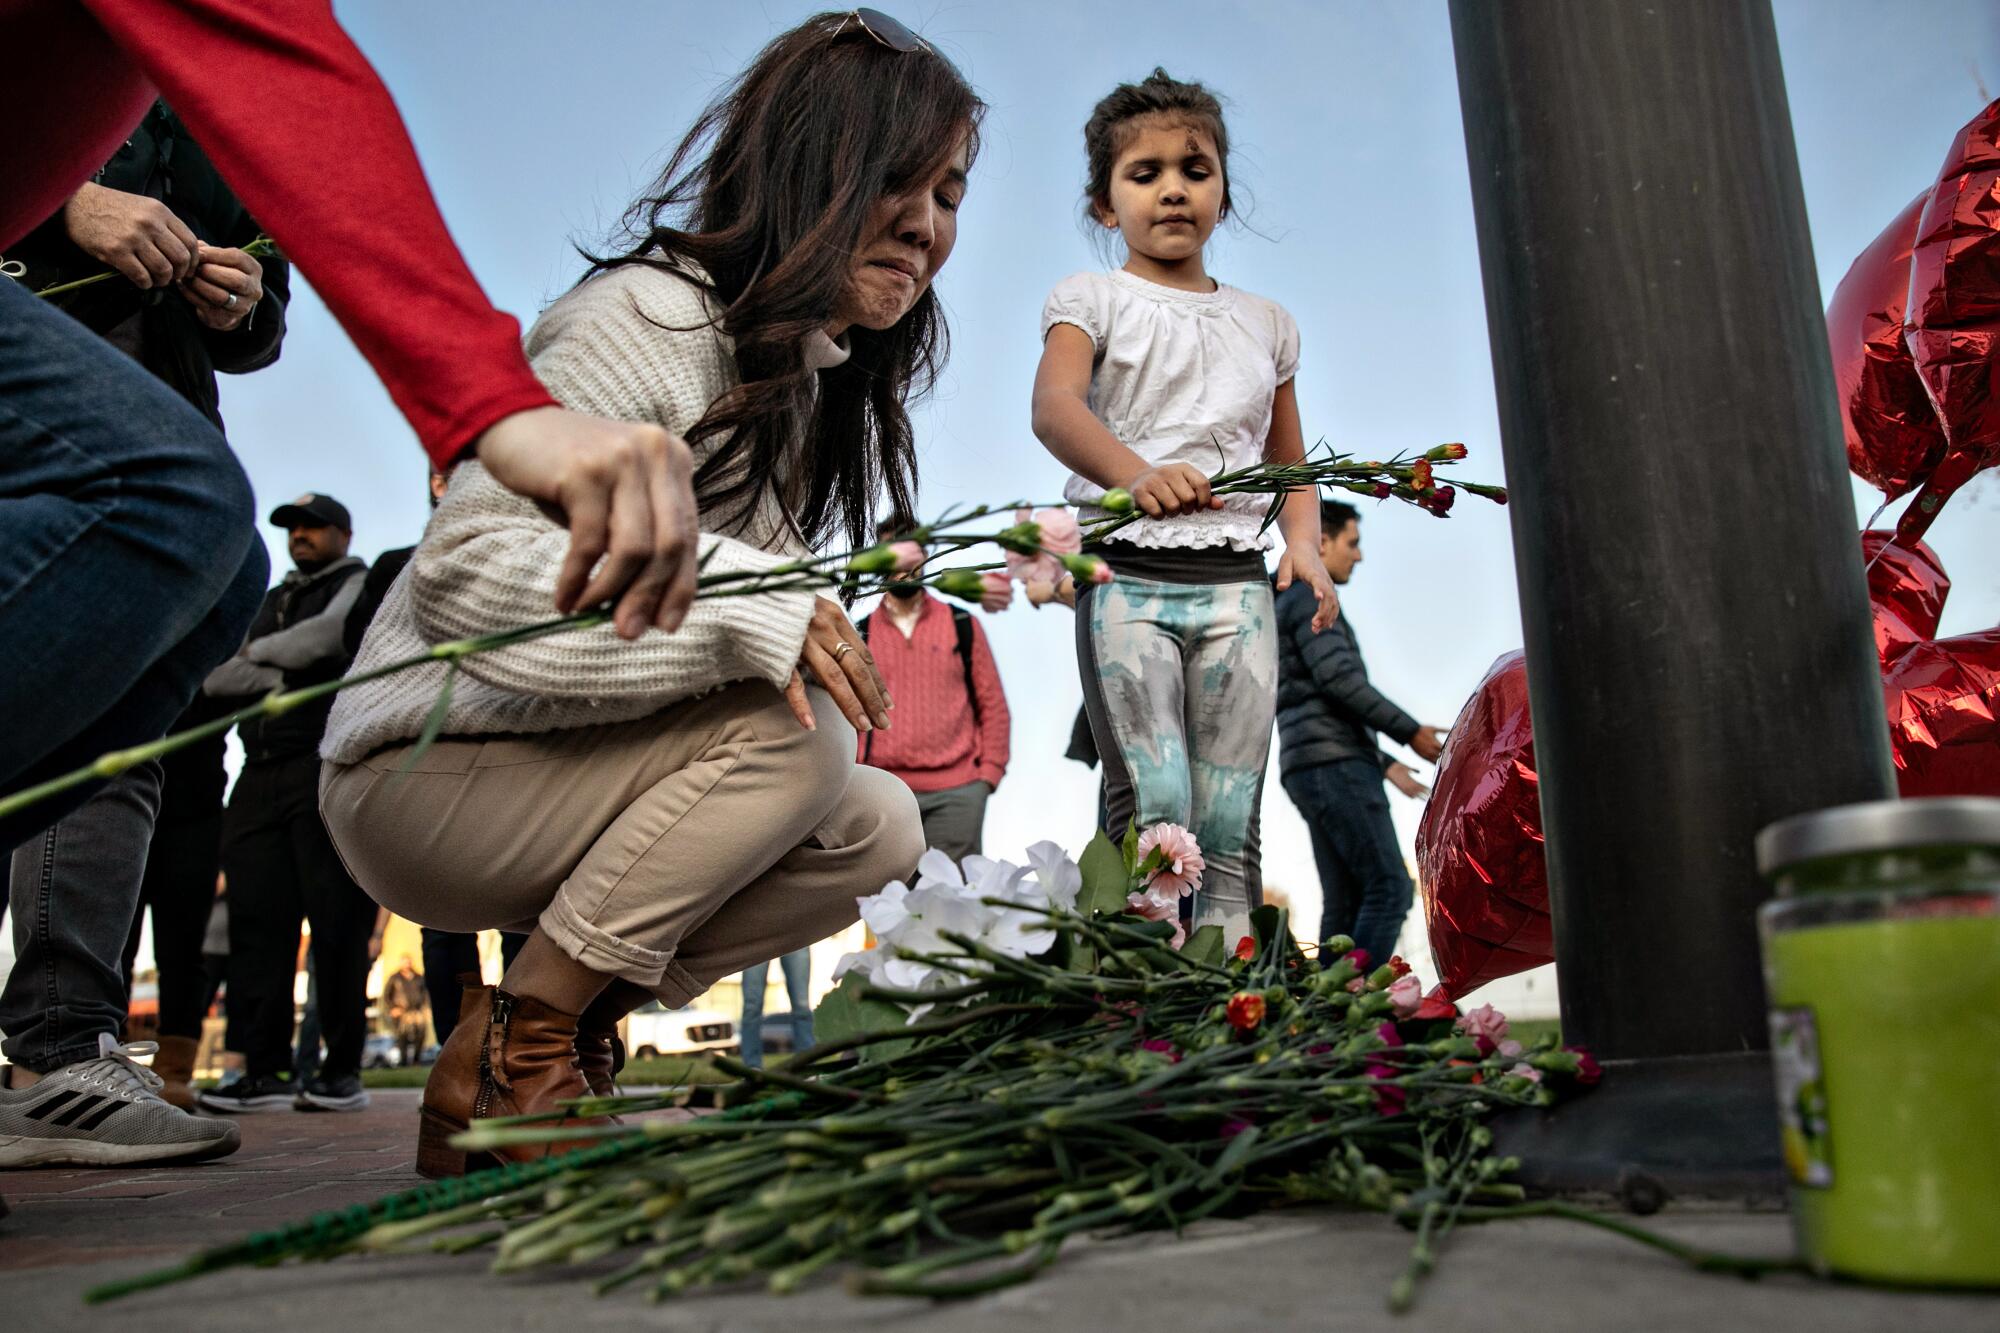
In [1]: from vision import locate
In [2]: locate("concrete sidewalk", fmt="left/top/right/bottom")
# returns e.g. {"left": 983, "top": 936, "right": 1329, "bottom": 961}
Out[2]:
{"left": 3, "top": 1090, "right": 1995, "bottom": 1332}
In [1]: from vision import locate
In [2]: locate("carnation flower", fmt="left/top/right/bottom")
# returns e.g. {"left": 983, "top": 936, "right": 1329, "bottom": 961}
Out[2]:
{"left": 978, "top": 569, "right": 1014, "bottom": 612}
{"left": 1226, "top": 992, "right": 1266, "bottom": 1031}
{"left": 888, "top": 541, "right": 926, "bottom": 573}
{"left": 1126, "top": 887, "right": 1186, "bottom": 949}
{"left": 1136, "top": 823, "right": 1204, "bottom": 897}
{"left": 1386, "top": 974, "right": 1423, "bottom": 1019}
{"left": 1454, "top": 1003, "right": 1508, "bottom": 1045}
{"left": 1387, "top": 955, "right": 1412, "bottom": 978}
{"left": 1000, "top": 507, "right": 1080, "bottom": 587}
{"left": 1234, "top": 935, "right": 1257, "bottom": 962}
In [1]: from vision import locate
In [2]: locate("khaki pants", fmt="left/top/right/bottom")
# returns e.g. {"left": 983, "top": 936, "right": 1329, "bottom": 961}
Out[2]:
{"left": 320, "top": 682, "right": 922, "bottom": 1006}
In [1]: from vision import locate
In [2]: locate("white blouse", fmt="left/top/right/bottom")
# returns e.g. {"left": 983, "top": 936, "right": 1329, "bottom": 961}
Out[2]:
{"left": 1041, "top": 269, "right": 1300, "bottom": 551}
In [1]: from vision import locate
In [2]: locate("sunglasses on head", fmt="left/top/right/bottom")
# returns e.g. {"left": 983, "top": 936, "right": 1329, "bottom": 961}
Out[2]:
{"left": 833, "top": 8, "right": 932, "bottom": 55}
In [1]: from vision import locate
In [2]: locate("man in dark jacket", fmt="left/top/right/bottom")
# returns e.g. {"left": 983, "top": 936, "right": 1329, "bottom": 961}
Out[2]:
{"left": 197, "top": 495, "right": 373, "bottom": 1116}
{"left": 1274, "top": 501, "right": 1448, "bottom": 965}
{"left": 8, "top": 100, "right": 290, "bottom": 427}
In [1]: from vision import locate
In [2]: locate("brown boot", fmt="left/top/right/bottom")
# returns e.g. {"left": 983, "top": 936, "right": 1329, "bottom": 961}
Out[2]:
{"left": 151, "top": 1034, "right": 200, "bottom": 1111}
{"left": 415, "top": 986, "right": 599, "bottom": 1179}
{"left": 574, "top": 1021, "right": 625, "bottom": 1098}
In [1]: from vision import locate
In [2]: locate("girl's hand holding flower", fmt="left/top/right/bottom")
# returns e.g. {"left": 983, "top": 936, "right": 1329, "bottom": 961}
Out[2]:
{"left": 1125, "top": 461, "right": 1223, "bottom": 519}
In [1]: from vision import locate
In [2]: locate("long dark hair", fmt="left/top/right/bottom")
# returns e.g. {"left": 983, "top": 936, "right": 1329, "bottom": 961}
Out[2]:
{"left": 1081, "top": 68, "right": 1235, "bottom": 248}
{"left": 586, "top": 13, "right": 984, "bottom": 552}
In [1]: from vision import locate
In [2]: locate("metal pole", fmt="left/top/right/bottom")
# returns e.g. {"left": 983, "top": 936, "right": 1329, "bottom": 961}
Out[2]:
{"left": 1449, "top": 0, "right": 1895, "bottom": 1198}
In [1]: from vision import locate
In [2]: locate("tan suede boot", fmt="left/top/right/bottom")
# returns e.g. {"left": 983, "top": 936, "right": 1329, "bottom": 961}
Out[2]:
{"left": 415, "top": 986, "right": 600, "bottom": 1179}
{"left": 151, "top": 1034, "right": 200, "bottom": 1111}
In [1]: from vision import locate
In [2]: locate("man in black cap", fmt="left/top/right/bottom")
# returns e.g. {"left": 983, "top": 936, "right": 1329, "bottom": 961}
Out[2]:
{"left": 197, "top": 495, "right": 374, "bottom": 1114}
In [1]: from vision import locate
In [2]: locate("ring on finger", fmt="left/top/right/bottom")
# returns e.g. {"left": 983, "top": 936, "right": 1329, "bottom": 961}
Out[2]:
{"left": 225, "top": 292, "right": 239, "bottom": 309}
{"left": 833, "top": 642, "right": 854, "bottom": 660}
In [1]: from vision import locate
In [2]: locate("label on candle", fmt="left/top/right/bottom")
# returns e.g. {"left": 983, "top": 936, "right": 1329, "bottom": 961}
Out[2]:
{"left": 1769, "top": 1006, "right": 1833, "bottom": 1188}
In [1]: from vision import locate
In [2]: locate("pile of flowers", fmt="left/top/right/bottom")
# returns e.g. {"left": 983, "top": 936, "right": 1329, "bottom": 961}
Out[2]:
{"left": 93, "top": 826, "right": 1616, "bottom": 1314}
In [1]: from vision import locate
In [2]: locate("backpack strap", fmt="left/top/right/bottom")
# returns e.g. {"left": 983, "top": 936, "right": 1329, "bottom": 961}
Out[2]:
{"left": 952, "top": 607, "right": 979, "bottom": 728}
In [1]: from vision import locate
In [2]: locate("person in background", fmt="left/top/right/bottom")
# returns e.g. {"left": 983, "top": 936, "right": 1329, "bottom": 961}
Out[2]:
{"left": 858, "top": 519, "right": 1011, "bottom": 859}
{"left": 0, "top": 99, "right": 287, "bottom": 1159}
{"left": 1273, "top": 500, "right": 1447, "bottom": 965}
{"left": 198, "top": 496, "right": 373, "bottom": 1115}
{"left": 739, "top": 948, "right": 813, "bottom": 1069}
{"left": 383, "top": 956, "right": 429, "bottom": 1068}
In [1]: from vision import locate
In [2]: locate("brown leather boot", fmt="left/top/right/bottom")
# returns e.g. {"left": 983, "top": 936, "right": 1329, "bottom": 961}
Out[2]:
{"left": 574, "top": 1017, "right": 625, "bottom": 1099}
{"left": 415, "top": 986, "right": 599, "bottom": 1179}
{"left": 151, "top": 1034, "right": 200, "bottom": 1111}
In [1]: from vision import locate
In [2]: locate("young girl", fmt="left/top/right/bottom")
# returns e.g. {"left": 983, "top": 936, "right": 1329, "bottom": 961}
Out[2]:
{"left": 1031, "top": 68, "right": 1336, "bottom": 934}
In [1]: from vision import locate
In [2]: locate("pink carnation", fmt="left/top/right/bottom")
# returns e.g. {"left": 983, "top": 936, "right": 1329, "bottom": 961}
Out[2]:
{"left": 1126, "top": 888, "right": 1186, "bottom": 949}
{"left": 1454, "top": 1003, "right": 1509, "bottom": 1045}
{"left": 1136, "top": 823, "right": 1205, "bottom": 897}
{"left": 888, "top": 541, "right": 926, "bottom": 573}
{"left": 1002, "top": 507, "right": 1081, "bottom": 587}
{"left": 1386, "top": 974, "right": 1424, "bottom": 1019}
{"left": 1509, "top": 1063, "right": 1542, "bottom": 1085}
{"left": 978, "top": 569, "right": 1014, "bottom": 613}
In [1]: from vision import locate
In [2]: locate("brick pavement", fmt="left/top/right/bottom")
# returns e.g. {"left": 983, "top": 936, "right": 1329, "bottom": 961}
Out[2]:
{"left": 1, "top": 1089, "right": 430, "bottom": 1273}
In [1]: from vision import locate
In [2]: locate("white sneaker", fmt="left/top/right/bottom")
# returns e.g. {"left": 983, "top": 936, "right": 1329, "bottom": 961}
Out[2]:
{"left": 0, "top": 1034, "right": 241, "bottom": 1168}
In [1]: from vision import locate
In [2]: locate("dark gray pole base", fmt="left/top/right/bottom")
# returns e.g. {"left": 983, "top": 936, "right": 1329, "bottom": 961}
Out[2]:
{"left": 1490, "top": 1052, "right": 1788, "bottom": 1211}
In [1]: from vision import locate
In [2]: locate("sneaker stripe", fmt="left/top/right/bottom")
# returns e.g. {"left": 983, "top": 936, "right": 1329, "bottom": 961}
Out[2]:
{"left": 48, "top": 1094, "right": 106, "bottom": 1128}
{"left": 24, "top": 1090, "right": 81, "bottom": 1121}
{"left": 73, "top": 1099, "right": 126, "bottom": 1132}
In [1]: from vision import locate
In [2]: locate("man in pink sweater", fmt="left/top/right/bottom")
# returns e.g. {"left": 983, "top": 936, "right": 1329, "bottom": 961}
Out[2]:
{"left": 858, "top": 525, "right": 1012, "bottom": 860}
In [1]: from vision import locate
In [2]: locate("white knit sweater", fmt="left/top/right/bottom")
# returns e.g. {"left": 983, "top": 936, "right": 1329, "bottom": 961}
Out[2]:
{"left": 320, "top": 262, "right": 835, "bottom": 764}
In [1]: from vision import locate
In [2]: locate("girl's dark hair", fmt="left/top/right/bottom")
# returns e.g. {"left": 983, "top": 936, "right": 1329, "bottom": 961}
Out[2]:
{"left": 1082, "top": 67, "right": 1233, "bottom": 227}
{"left": 586, "top": 13, "right": 984, "bottom": 552}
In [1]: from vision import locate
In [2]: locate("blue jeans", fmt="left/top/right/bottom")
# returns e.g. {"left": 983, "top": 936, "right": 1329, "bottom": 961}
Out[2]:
{"left": 0, "top": 274, "right": 266, "bottom": 1071}
{"left": 1281, "top": 758, "right": 1414, "bottom": 967}
{"left": 738, "top": 948, "right": 813, "bottom": 1068}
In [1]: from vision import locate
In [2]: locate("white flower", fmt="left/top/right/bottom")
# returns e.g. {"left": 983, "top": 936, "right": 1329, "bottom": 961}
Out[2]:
{"left": 857, "top": 879, "right": 913, "bottom": 938}
{"left": 832, "top": 948, "right": 883, "bottom": 982}
{"left": 1023, "top": 840, "right": 1082, "bottom": 912}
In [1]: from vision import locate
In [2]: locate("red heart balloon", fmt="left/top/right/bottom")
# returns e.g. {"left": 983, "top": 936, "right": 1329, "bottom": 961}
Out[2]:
{"left": 1861, "top": 529, "right": 1950, "bottom": 664}
{"left": 1897, "top": 96, "right": 2000, "bottom": 542}
{"left": 1830, "top": 192, "right": 1947, "bottom": 498}
{"left": 1884, "top": 628, "right": 2000, "bottom": 799}
{"left": 1416, "top": 651, "right": 1550, "bottom": 999}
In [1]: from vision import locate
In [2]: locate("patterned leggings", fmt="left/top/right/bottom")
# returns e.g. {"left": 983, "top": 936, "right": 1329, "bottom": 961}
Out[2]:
{"left": 1076, "top": 575, "right": 1277, "bottom": 932}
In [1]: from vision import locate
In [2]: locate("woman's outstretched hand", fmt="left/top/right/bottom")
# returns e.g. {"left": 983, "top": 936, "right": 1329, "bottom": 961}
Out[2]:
{"left": 785, "top": 597, "right": 893, "bottom": 733}
{"left": 474, "top": 407, "right": 700, "bottom": 639}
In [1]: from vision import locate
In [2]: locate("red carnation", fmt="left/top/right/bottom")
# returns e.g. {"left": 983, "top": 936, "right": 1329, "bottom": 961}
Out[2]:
{"left": 1372, "top": 481, "right": 1393, "bottom": 499}
{"left": 1568, "top": 1045, "right": 1604, "bottom": 1086}
{"left": 1387, "top": 954, "right": 1412, "bottom": 978}
{"left": 1226, "top": 992, "right": 1266, "bottom": 1031}
{"left": 1410, "top": 458, "right": 1435, "bottom": 492}
{"left": 1343, "top": 948, "right": 1372, "bottom": 972}
{"left": 1234, "top": 935, "right": 1257, "bottom": 962}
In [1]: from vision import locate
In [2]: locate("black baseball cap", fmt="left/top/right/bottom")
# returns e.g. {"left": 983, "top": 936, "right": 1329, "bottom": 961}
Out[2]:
{"left": 269, "top": 492, "right": 352, "bottom": 532}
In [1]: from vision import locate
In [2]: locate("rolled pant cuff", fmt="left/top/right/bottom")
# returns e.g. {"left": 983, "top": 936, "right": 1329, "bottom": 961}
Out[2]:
{"left": 539, "top": 890, "right": 673, "bottom": 988}
{"left": 653, "top": 959, "right": 706, "bottom": 1010}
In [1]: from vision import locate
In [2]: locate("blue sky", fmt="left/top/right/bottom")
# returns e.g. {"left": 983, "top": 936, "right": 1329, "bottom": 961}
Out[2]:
{"left": 205, "top": 1, "right": 1998, "bottom": 1010}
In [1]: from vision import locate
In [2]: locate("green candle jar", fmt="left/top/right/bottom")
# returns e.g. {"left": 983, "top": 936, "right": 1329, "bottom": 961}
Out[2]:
{"left": 1755, "top": 798, "right": 2000, "bottom": 1288}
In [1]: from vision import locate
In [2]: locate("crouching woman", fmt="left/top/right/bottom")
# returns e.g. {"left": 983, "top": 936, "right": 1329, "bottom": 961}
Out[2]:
{"left": 318, "top": 10, "right": 979, "bottom": 1176}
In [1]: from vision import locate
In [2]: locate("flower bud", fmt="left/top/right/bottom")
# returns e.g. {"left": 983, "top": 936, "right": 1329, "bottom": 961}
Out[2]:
{"left": 1425, "top": 442, "right": 1470, "bottom": 461}
{"left": 1463, "top": 481, "right": 1509, "bottom": 506}
{"left": 930, "top": 568, "right": 989, "bottom": 604}
{"left": 1100, "top": 488, "right": 1136, "bottom": 515}
{"left": 1059, "top": 552, "right": 1113, "bottom": 585}
{"left": 1367, "top": 963, "right": 1397, "bottom": 991}
{"left": 1322, "top": 934, "right": 1355, "bottom": 956}
{"left": 846, "top": 544, "right": 900, "bottom": 575}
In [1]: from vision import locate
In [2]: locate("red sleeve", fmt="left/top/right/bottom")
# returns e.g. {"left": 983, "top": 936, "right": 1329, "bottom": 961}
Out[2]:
{"left": 78, "top": 0, "right": 556, "bottom": 467}
{"left": 968, "top": 619, "right": 1010, "bottom": 789}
